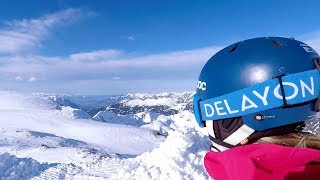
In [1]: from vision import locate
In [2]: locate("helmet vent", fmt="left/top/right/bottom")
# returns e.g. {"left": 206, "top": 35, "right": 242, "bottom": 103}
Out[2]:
{"left": 272, "top": 40, "right": 283, "bottom": 47}
{"left": 229, "top": 43, "right": 239, "bottom": 53}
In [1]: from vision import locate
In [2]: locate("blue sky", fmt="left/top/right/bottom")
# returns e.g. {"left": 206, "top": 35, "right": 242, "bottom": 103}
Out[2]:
{"left": 0, "top": 1, "right": 320, "bottom": 95}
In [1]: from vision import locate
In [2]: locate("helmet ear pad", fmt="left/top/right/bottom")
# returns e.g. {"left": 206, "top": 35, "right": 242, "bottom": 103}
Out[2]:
{"left": 206, "top": 117, "right": 303, "bottom": 146}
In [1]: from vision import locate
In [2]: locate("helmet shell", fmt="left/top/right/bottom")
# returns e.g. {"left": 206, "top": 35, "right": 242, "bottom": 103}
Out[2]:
{"left": 197, "top": 37, "right": 319, "bottom": 100}
{"left": 196, "top": 37, "right": 319, "bottom": 131}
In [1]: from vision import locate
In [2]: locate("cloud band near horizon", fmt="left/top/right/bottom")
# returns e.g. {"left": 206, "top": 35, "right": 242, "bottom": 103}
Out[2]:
{"left": 0, "top": 9, "right": 319, "bottom": 94}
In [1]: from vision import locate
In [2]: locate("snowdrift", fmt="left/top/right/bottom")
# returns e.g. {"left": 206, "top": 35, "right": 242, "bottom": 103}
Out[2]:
{"left": 0, "top": 91, "right": 211, "bottom": 179}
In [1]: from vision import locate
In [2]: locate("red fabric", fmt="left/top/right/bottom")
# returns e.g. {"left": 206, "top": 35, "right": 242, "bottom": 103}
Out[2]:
{"left": 204, "top": 144, "right": 320, "bottom": 180}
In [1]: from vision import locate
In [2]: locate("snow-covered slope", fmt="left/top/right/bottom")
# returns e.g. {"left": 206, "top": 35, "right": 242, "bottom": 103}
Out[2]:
{"left": 93, "top": 110, "right": 147, "bottom": 126}
{"left": 1, "top": 91, "right": 319, "bottom": 179}
{"left": 0, "top": 91, "right": 58, "bottom": 110}
{"left": 0, "top": 91, "right": 211, "bottom": 179}
{"left": 0, "top": 91, "right": 164, "bottom": 156}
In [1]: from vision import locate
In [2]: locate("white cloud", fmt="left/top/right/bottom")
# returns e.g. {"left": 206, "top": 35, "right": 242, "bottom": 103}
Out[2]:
{"left": 69, "top": 50, "right": 122, "bottom": 62}
{"left": 0, "top": 46, "right": 222, "bottom": 82}
{"left": 127, "top": 36, "right": 135, "bottom": 41}
{"left": 15, "top": 76, "right": 23, "bottom": 81}
{"left": 67, "top": 46, "right": 220, "bottom": 70}
{"left": 305, "top": 39, "right": 320, "bottom": 54}
{"left": 0, "top": 31, "right": 39, "bottom": 54}
{"left": 118, "top": 47, "right": 219, "bottom": 68}
{"left": 0, "top": 8, "right": 91, "bottom": 54}
{"left": 28, "top": 77, "right": 37, "bottom": 82}
{"left": 299, "top": 30, "right": 320, "bottom": 53}
{"left": 2, "top": 27, "right": 320, "bottom": 94}
{"left": 121, "top": 35, "right": 137, "bottom": 41}
{"left": 112, "top": 76, "right": 121, "bottom": 80}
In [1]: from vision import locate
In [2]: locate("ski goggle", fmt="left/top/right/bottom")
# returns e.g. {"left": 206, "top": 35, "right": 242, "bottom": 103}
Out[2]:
{"left": 193, "top": 58, "right": 320, "bottom": 130}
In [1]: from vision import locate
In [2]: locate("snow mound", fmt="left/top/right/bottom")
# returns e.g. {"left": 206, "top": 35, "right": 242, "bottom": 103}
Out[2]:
{"left": 135, "top": 111, "right": 159, "bottom": 123}
{"left": 141, "top": 115, "right": 173, "bottom": 136}
{"left": 39, "top": 110, "right": 209, "bottom": 179}
{"left": 0, "top": 153, "right": 57, "bottom": 179}
{"left": 114, "top": 128, "right": 210, "bottom": 180}
{"left": 0, "top": 91, "right": 212, "bottom": 179}
{"left": 0, "top": 91, "right": 58, "bottom": 110}
{"left": 60, "top": 106, "right": 92, "bottom": 119}
{"left": 56, "top": 127, "right": 210, "bottom": 179}
{"left": 141, "top": 110, "right": 199, "bottom": 136}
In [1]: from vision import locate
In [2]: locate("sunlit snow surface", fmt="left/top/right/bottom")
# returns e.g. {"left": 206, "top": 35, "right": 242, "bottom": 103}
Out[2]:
{"left": 1, "top": 91, "right": 318, "bottom": 179}
{"left": 0, "top": 91, "right": 211, "bottom": 179}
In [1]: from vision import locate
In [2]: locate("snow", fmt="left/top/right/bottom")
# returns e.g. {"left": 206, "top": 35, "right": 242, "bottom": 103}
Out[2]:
{"left": 93, "top": 110, "right": 161, "bottom": 126}
{"left": 1, "top": 90, "right": 319, "bottom": 179}
{"left": 113, "top": 128, "right": 210, "bottom": 180}
{"left": 0, "top": 91, "right": 211, "bottom": 179}
{"left": 60, "top": 127, "right": 210, "bottom": 180}
{"left": 0, "top": 91, "right": 164, "bottom": 156}
{"left": 0, "top": 153, "right": 56, "bottom": 179}
{"left": 60, "top": 106, "right": 92, "bottom": 119}
{"left": 0, "top": 91, "right": 57, "bottom": 110}
{"left": 93, "top": 110, "right": 145, "bottom": 126}
{"left": 0, "top": 108, "right": 163, "bottom": 156}
{"left": 122, "top": 98, "right": 176, "bottom": 107}
{"left": 105, "top": 112, "right": 210, "bottom": 179}
{"left": 31, "top": 121, "right": 210, "bottom": 179}
{"left": 123, "top": 92, "right": 193, "bottom": 101}
{"left": 120, "top": 92, "right": 194, "bottom": 111}
{"left": 135, "top": 111, "right": 159, "bottom": 123}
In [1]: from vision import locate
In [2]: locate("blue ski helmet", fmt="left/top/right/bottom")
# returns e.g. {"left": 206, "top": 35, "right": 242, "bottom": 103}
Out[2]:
{"left": 193, "top": 37, "right": 320, "bottom": 151}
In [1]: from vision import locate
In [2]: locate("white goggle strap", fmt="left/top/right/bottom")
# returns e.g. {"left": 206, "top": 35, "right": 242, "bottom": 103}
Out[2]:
{"left": 223, "top": 124, "right": 255, "bottom": 146}
{"left": 208, "top": 124, "right": 255, "bottom": 152}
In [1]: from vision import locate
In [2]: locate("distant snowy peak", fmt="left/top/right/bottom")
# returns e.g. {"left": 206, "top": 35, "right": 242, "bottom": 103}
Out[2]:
{"left": 121, "top": 98, "right": 176, "bottom": 107}
{"left": 90, "top": 92, "right": 195, "bottom": 126}
{"left": 49, "top": 96, "right": 81, "bottom": 109}
{"left": 119, "top": 92, "right": 194, "bottom": 110}
{"left": 120, "top": 92, "right": 194, "bottom": 104}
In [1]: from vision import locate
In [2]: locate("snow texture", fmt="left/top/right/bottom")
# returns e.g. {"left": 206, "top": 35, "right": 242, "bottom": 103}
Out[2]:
{"left": 122, "top": 98, "right": 176, "bottom": 107}
{"left": 93, "top": 110, "right": 146, "bottom": 126}
{"left": 0, "top": 91, "right": 318, "bottom": 179}
{"left": 0, "top": 91, "right": 211, "bottom": 179}
{"left": 0, "top": 153, "right": 57, "bottom": 179}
